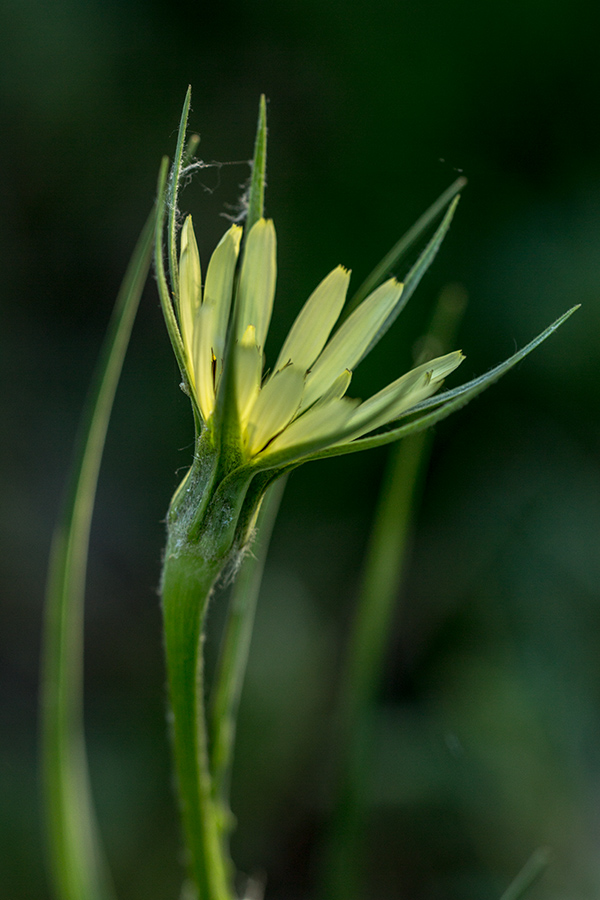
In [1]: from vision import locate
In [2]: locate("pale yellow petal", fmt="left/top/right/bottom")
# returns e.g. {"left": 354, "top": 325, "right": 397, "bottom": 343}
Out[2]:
{"left": 344, "top": 351, "right": 465, "bottom": 440}
{"left": 311, "top": 368, "right": 352, "bottom": 407}
{"left": 245, "top": 365, "right": 305, "bottom": 456}
{"left": 261, "top": 397, "right": 357, "bottom": 458}
{"left": 179, "top": 216, "right": 202, "bottom": 377}
{"left": 302, "top": 278, "right": 403, "bottom": 409}
{"left": 235, "top": 325, "right": 263, "bottom": 427}
{"left": 204, "top": 224, "right": 242, "bottom": 371}
{"left": 236, "top": 219, "right": 277, "bottom": 347}
{"left": 191, "top": 302, "right": 218, "bottom": 420}
{"left": 274, "top": 266, "right": 350, "bottom": 373}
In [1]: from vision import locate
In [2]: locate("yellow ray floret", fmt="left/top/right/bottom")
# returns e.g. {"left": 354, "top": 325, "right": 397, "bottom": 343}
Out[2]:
{"left": 178, "top": 217, "right": 242, "bottom": 418}
{"left": 236, "top": 219, "right": 276, "bottom": 347}
{"left": 177, "top": 216, "right": 464, "bottom": 464}
{"left": 274, "top": 265, "right": 350, "bottom": 373}
{"left": 300, "top": 277, "right": 403, "bottom": 410}
{"left": 179, "top": 216, "right": 202, "bottom": 389}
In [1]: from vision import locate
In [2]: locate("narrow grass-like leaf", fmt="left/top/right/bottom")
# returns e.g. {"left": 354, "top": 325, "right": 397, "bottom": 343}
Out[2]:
{"left": 500, "top": 848, "right": 552, "bottom": 900}
{"left": 347, "top": 175, "right": 466, "bottom": 314}
{"left": 41, "top": 211, "right": 155, "bottom": 900}
{"left": 168, "top": 85, "right": 192, "bottom": 305}
{"left": 357, "top": 196, "right": 460, "bottom": 364}
{"left": 249, "top": 305, "right": 576, "bottom": 471}
{"left": 301, "top": 305, "right": 580, "bottom": 463}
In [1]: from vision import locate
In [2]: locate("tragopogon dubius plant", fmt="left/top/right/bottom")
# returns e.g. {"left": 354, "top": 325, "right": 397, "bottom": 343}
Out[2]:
{"left": 153, "top": 91, "right": 577, "bottom": 900}
{"left": 40, "top": 87, "right": 578, "bottom": 900}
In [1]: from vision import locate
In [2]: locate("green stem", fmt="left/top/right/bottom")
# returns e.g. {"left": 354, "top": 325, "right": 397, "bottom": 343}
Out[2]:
{"left": 162, "top": 549, "right": 234, "bottom": 900}
{"left": 162, "top": 460, "right": 256, "bottom": 899}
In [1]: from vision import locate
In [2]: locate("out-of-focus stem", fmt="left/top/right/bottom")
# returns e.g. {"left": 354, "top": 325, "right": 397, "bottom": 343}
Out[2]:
{"left": 210, "top": 477, "right": 287, "bottom": 828}
{"left": 323, "top": 429, "right": 432, "bottom": 900}
{"left": 321, "top": 285, "right": 467, "bottom": 900}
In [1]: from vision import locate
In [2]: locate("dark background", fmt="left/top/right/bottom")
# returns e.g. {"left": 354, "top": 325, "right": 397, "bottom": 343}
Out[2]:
{"left": 2, "top": 0, "right": 600, "bottom": 898}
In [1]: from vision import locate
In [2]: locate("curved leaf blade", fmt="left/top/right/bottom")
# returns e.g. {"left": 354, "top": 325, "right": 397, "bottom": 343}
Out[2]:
{"left": 41, "top": 212, "right": 155, "bottom": 900}
{"left": 301, "top": 305, "right": 580, "bottom": 463}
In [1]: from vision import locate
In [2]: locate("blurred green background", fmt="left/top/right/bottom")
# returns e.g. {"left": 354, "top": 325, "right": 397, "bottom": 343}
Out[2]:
{"left": 1, "top": 0, "right": 600, "bottom": 898}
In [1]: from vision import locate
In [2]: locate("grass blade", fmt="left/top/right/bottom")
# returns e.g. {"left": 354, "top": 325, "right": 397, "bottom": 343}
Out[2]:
{"left": 357, "top": 196, "right": 461, "bottom": 363}
{"left": 500, "top": 848, "right": 552, "bottom": 900}
{"left": 40, "top": 211, "right": 155, "bottom": 900}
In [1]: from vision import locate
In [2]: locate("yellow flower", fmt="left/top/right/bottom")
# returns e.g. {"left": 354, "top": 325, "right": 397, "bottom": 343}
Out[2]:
{"left": 178, "top": 214, "right": 464, "bottom": 467}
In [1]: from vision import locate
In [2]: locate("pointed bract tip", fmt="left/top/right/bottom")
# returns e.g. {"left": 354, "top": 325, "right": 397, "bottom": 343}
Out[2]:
{"left": 245, "top": 96, "right": 269, "bottom": 235}
{"left": 256, "top": 94, "right": 267, "bottom": 131}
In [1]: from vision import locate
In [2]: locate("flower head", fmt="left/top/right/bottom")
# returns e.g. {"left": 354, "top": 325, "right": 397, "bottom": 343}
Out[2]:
{"left": 177, "top": 213, "right": 464, "bottom": 469}
{"left": 155, "top": 89, "right": 577, "bottom": 554}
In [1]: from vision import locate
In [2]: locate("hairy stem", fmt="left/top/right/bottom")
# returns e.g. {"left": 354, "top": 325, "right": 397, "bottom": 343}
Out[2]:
{"left": 162, "top": 454, "right": 255, "bottom": 899}
{"left": 162, "top": 547, "right": 235, "bottom": 900}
